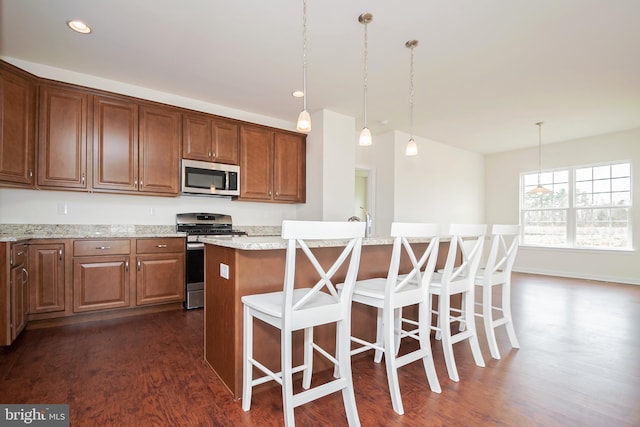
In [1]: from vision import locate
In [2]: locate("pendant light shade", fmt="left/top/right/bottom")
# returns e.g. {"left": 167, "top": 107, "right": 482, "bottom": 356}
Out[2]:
{"left": 405, "top": 40, "right": 418, "bottom": 156}
{"left": 296, "top": 0, "right": 311, "bottom": 133}
{"left": 358, "top": 12, "right": 373, "bottom": 146}
{"left": 528, "top": 122, "right": 552, "bottom": 195}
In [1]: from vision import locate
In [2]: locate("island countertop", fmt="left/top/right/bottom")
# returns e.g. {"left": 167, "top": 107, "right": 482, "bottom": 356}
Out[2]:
{"left": 199, "top": 235, "right": 438, "bottom": 250}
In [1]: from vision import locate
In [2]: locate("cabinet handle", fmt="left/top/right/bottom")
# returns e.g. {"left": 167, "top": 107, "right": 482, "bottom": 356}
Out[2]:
{"left": 22, "top": 267, "right": 29, "bottom": 283}
{"left": 9, "top": 249, "right": 13, "bottom": 266}
{"left": 81, "top": 172, "right": 85, "bottom": 185}
{"left": 134, "top": 178, "right": 138, "bottom": 187}
{"left": 29, "top": 170, "right": 33, "bottom": 178}
{"left": 275, "top": 192, "right": 279, "bottom": 197}
{"left": 268, "top": 191, "right": 272, "bottom": 196}
{"left": 208, "top": 151, "right": 212, "bottom": 158}
{"left": 96, "top": 246, "right": 111, "bottom": 250}
{"left": 155, "top": 244, "right": 168, "bottom": 248}
{"left": 125, "top": 260, "right": 129, "bottom": 272}
{"left": 58, "top": 248, "right": 63, "bottom": 261}
{"left": 137, "top": 260, "right": 141, "bottom": 271}
{"left": 16, "top": 251, "right": 24, "bottom": 257}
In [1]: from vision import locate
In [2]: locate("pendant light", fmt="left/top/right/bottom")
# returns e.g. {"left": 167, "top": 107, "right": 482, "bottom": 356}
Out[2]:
{"left": 528, "top": 122, "right": 552, "bottom": 195}
{"left": 358, "top": 12, "right": 373, "bottom": 146}
{"left": 405, "top": 40, "right": 419, "bottom": 156}
{"left": 296, "top": 0, "right": 311, "bottom": 133}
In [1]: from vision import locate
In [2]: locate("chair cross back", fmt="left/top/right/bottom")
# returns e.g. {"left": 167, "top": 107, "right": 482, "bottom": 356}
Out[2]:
{"left": 483, "top": 224, "right": 520, "bottom": 282}
{"left": 442, "top": 225, "right": 486, "bottom": 285}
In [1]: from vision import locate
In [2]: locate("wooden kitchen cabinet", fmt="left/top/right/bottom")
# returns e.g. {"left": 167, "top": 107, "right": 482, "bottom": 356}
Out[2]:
{"left": 135, "top": 237, "right": 185, "bottom": 306}
{"left": 73, "top": 239, "right": 132, "bottom": 313}
{"left": 182, "top": 112, "right": 239, "bottom": 165}
{"left": 0, "top": 61, "right": 36, "bottom": 188}
{"left": 28, "top": 242, "right": 65, "bottom": 314}
{"left": 239, "top": 125, "right": 306, "bottom": 203}
{"left": 37, "top": 83, "right": 89, "bottom": 190}
{"left": 92, "top": 94, "right": 139, "bottom": 192}
{"left": 1, "top": 241, "right": 29, "bottom": 346}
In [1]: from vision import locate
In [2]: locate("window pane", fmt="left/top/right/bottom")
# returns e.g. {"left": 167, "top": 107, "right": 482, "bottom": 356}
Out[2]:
{"left": 593, "top": 166, "right": 610, "bottom": 180}
{"left": 523, "top": 210, "right": 567, "bottom": 246}
{"left": 611, "top": 163, "right": 630, "bottom": 178}
{"left": 576, "top": 167, "right": 592, "bottom": 181}
{"left": 612, "top": 191, "right": 631, "bottom": 205}
{"left": 593, "top": 179, "right": 611, "bottom": 193}
{"left": 612, "top": 177, "right": 630, "bottom": 192}
{"left": 576, "top": 208, "right": 630, "bottom": 248}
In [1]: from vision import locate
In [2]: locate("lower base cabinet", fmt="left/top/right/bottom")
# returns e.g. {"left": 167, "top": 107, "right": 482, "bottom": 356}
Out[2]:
{"left": 135, "top": 238, "right": 185, "bottom": 306}
{"left": 73, "top": 255, "right": 131, "bottom": 313}
{"left": 29, "top": 242, "right": 65, "bottom": 314}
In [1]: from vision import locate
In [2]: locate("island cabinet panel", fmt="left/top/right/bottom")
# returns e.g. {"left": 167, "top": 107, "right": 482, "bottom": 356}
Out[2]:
{"left": 182, "top": 113, "right": 239, "bottom": 165}
{"left": 135, "top": 237, "right": 185, "bottom": 306}
{"left": 0, "top": 62, "right": 36, "bottom": 188}
{"left": 37, "top": 83, "right": 89, "bottom": 190}
{"left": 73, "top": 239, "right": 132, "bottom": 313}
{"left": 92, "top": 95, "right": 139, "bottom": 192}
{"left": 28, "top": 242, "right": 65, "bottom": 314}
{"left": 139, "top": 105, "right": 181, "bottom": 195}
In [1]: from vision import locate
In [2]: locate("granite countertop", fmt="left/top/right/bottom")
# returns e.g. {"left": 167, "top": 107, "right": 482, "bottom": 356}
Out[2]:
{"left": 199, "top": 235, "right": 427, "bottom": 250}
{"left": 0, "top": 224, "right": 185, "bottom": 242}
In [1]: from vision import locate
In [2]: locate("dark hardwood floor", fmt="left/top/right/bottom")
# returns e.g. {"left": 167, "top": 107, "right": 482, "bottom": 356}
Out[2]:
{"left": 1, "top": 273, "right": 639, "bottom": 426}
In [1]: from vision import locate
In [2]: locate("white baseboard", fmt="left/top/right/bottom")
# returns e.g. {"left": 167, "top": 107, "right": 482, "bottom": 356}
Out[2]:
{"left": 513, "top": 268, "right": 640, "bottom": 286}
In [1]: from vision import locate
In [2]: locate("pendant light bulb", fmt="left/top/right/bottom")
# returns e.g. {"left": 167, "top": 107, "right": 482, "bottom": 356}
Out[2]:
{"left": 359, "top": 127, "right": 372, "bottom": 146}
{"left": 528, "top": 122, "right": 552, "bottom": 195}
{"left": 297, "top": 110, "right": 311, "bottom": 133}
{"left": 358, "top": 12, "right": 373, "bottom": 146}
{"left": 297, "top": 0, "right": 311, "bottom": 134}
{"left": 405, "top": 138, "right": 418, "bottom": 156}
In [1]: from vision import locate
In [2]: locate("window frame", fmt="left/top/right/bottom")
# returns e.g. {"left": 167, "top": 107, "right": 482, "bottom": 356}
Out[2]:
{"left": 520, "top": 160, "right": 633, "bottom": 251}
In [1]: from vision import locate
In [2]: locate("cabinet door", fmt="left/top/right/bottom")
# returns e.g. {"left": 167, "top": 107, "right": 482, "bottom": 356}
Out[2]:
{"left": 93, "top": 95, "right": 138, "bottom": 192}
{"left": 136, "top": 253, "right": 185, "bottom": 306}
{"left": 274, "top": 132, "right": 306, "bottom": 203}
{"left": 0, "top": 64, "right": 35, "bottom": 187}
{"left": 37, "top": 84, "right": 88, "bottom": 190}
{"left": 182, "top": 113, "right": 212, "bottom": 161}
{"left": 10, "top": 264, "right": 28, "bottom": 341}
{"left": 73, "top": 256, "right": 130, "bottom": 312}
{"left": 239, "top": 125, "right": 273, "bottom": 201}
{"left": 139, "top": 105, "right": 181, "bottom": 195}
{"left": 28, "top": 243, "right": 65, "bottom": 314}
{"left": 212, "top": 119, "right": 239, "bottom": 165}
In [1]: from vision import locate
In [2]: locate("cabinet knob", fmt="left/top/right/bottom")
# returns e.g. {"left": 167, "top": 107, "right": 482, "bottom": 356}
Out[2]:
{"left": 208, "top": 152, "right": 212, "bottom": 158}
{"left": 155, "top": 244, "right": 168, "bottom": 248}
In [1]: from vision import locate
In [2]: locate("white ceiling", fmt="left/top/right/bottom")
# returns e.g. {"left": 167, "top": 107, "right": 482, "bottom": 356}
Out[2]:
{"left": 2, "top": 0, "right": 639, "bottom": 154}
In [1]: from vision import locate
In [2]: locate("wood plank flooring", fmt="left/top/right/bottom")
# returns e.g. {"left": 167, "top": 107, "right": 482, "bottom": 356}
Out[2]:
{"left": 1, "top": 273, "right": 638, "bottom": 426}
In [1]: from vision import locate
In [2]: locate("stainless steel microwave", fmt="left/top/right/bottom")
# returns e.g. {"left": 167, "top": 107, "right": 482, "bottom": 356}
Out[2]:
{"left": 181, "top": 159, "right": 240, "bottom": 196}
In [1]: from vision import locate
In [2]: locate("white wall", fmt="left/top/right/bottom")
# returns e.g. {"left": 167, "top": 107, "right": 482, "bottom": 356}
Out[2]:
{"left": 0, "top": 189, "right": 298, "bottom": 226}
{"left": 485, "top": 128, "right": 640, "bottom": 285}
{"left": 394, "top": 131, "right": 485, "bottom": 229}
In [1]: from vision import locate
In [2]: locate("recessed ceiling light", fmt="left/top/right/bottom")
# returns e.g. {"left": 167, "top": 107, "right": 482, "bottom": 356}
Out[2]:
{"left": 67, "top": 20, "right": 92, "bottom": 34}
{"left": 292, "top": 90, "right": 304, "bottom": 98}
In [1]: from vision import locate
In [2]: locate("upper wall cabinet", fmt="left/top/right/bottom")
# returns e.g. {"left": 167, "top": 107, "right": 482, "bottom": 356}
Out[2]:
{"left": 182, "top": 112, "right": 239, "bottom": 165}
{"left": 37, "top": 83, "right": 89, "bottom": 191}
{"left": 92, "top": 94, "right": 139, "bottom": 192}
{"left": 138, "top": 105, "right": 181, "bottom": 195}
{"left": 0, "top": 62, "right": 36, "bottom": 188}
{"left": 239, "top": 125, "right": 306, "bottom": 203}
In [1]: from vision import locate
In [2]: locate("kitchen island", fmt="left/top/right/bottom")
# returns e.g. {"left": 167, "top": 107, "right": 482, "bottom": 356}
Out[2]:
{"left": 202, "top": 234, "right": 452, "bottom": 399}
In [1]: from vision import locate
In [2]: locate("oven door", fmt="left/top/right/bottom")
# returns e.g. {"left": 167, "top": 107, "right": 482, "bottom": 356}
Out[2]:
{"left": 185, "top": 242, "right": 204, "bottom": 309}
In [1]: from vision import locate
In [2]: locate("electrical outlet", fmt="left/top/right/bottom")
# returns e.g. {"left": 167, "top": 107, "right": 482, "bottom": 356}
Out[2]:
{"left": 220, "top": 263, "right": 229, "bottom": 279}
{"left": 57, "top": 203, "right": 68, "bottom": 215}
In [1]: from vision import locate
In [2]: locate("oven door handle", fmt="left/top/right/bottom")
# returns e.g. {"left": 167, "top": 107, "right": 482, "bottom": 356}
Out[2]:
{"left": 187, "top": 242, "right": 205, "bottom": 250}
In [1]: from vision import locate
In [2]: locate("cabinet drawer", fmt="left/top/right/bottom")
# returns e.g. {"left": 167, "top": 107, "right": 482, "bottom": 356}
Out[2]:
{"left": 74, "top": 239, "right": 131, "bottom": 256}
{"left": 136, "top": 238, "right": 184, "bottom": 254}
{"left": 11, "top": 242, "right": 28, "bottom": 266}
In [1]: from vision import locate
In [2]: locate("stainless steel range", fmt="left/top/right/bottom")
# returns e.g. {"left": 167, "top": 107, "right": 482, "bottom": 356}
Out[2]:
{"left": 176, "top": 213, "right": 246, "bottom": 309}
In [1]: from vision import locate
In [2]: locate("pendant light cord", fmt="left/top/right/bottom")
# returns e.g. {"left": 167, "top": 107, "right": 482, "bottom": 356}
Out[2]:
{"left": 363, "top": 19, "right": 368, "bottom": 128}
{"left": 409, "top": 43, "right": 416, "bottom": 139}
{"left": 302, "top": 0, "right": 308, "bottom": 112}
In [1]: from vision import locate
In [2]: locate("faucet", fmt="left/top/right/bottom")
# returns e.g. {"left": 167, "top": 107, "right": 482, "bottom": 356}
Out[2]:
{"left": 360, "top": 207, "right": 372, "bottom": 238}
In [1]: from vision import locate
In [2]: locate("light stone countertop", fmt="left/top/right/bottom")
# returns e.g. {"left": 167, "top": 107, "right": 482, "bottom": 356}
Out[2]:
{"left": 199, "top": 235, "right": 431, "bottom": 250}
{"left": 0, "top": 224, "right": 185, "bottom": 242}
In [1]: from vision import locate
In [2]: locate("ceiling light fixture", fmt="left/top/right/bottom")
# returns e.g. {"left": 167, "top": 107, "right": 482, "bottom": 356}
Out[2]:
{"left": 66, "top": 20, "right": 92, "bottom": 34}
{"left": 296, "top": 0, "right": 311, "bottom": 133}
{"left": 405, "top": 40, "right": 419, "bottom": 156}
{"left": 358, "top": 12, "right": 373, "bottom": 147}
{"left": 528, "top": 122, "right": 552, "bottom": 195}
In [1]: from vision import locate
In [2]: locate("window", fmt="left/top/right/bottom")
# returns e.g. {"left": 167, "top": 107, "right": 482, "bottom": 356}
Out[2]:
{"left": 521, "top": 161, "right": 632, "bottom": 249}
